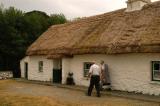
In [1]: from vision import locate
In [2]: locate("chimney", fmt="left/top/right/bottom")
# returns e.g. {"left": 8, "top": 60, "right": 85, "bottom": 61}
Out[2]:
{"left": 126, "top": 0, "right": 151, "bottom": 12}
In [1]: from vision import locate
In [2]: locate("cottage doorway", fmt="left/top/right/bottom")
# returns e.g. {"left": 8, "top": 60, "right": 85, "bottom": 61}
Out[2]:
{"left": 24, "top": 62, "right": 28, "bottom": 79}
{"left": 53, "top": 59, "right": 62, "bottom": 83}
{"left": 53, "top": 69, "right": 62, "bottom": 83}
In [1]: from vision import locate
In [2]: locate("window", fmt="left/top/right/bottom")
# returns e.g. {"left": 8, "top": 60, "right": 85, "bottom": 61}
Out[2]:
{"left": 83, "top": 62, "right": 93, "bottom": 77}
{"left": 38, "top": 61, "right": 43, "bottom": 72}
{"left": 152, "top": 61, "right": 160, "bottom": 81}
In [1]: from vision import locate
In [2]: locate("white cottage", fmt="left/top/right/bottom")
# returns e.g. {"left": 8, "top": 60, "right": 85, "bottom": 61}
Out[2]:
{"left": 20, "top": 0, "right": 160, "bottom": 95}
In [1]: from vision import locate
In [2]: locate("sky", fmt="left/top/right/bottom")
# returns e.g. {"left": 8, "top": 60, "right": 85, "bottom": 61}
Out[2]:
{"left": 0, "top": 0, "right": 159, "bottom": 19}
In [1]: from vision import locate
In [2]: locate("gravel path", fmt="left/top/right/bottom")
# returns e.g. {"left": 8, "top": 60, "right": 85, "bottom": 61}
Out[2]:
{"left": 1, "top": 80, "right": 160, "bottom": 106}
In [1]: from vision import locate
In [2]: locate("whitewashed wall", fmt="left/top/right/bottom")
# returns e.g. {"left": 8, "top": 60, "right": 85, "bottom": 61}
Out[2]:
{"left": 62, "top": 53, "right": 160, "bottom": 95}
{"left": 62, "top": 58, "right": 71, "bottom": 84}
{"left": 20, "top": 56, "right": 53, "bottom": 81}
{"left": 20, "top": 56, "right": 30, "bottom": 78}
{"left": 126, "top": 0, "right": 147, "bottom": 12}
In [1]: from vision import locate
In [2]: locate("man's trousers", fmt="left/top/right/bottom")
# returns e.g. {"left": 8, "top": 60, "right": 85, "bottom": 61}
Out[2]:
{"left": 88, "top": 75, "right": 100, "bottom": 97}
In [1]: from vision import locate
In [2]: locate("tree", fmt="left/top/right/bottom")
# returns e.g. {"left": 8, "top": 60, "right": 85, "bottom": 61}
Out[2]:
{"left": 23, "top": 11, "right": 50, "bottom": 44}
{"left": 0, "top": 7, "right": 25, "bottom": 77}
{"left": 0, "top": 7, "right": 67, "bottom": 77}
{"left": 48, "top": 14, "right": 67, "bottom": 26}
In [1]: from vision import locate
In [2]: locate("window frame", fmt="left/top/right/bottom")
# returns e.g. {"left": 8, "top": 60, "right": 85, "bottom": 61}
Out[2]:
{"left": 38, "top": 61, "right": 43, "bottom": 72}
{"left": 83, "top": 62, "right": 94, "bottom": 77}
{"left": 152, "top": 61, "right": 160, "bottom": 82}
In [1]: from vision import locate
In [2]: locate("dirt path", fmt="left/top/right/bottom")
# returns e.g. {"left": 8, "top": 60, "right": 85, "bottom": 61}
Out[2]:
{"left": 0, "top": 80, "right": 159, "bottom": 106}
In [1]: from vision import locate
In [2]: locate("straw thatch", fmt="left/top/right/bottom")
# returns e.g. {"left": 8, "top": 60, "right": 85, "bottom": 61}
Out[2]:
{"left": 27, "top": 1, "right": 160, "bottom": 58}
{"left": 127, "top": 0, "right": 151, "bottom": 3}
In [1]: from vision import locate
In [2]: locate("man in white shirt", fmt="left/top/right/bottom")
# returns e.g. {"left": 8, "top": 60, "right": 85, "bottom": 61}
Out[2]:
{"left": 87, "top": 62, "right": 101, "bottom": 97}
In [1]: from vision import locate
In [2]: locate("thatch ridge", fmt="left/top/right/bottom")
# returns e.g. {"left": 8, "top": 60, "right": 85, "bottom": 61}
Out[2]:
{"left": 27, "top": 1, "right": 160, "bottom": 58}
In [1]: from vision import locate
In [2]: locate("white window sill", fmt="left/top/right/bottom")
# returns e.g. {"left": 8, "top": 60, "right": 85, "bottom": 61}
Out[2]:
{"left": 81, "top": 77, "right": 89, "bottom": 80}
{"left": 38, "top": 71, "right": 43, "bottom": 73}
{"left": 150, "top": 81, "right": 160, "bottom": 85}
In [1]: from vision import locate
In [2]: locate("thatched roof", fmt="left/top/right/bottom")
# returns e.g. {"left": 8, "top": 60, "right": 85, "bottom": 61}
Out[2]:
{"left": 27, "top": 1, "right": 160, "bottom": 58}
{"left": 127, "top": 0, "right": 151, "bottom": 3}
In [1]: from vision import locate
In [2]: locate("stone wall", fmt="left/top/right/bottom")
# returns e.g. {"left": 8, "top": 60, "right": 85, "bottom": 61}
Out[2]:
{"left": 0, "top": 71, "right": 13, "bottom": 79}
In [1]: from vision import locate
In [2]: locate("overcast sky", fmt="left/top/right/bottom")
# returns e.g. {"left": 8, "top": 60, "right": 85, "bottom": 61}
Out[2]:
{"left": 0, "top": 0, "right": 159, "bottom": 19}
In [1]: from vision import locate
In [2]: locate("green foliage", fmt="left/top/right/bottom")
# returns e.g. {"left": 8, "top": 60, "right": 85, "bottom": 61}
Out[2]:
{"left": 23, "top": 11, "right": 50, "bottom": 44}
{"left": 0, "top": 7, "right": 67, "bottom": 77}
{"left": 48, "top": 14, "right": 67, "bottom": 25}
{"left": 73, "top": 17, "right": 81, "bottom": 21}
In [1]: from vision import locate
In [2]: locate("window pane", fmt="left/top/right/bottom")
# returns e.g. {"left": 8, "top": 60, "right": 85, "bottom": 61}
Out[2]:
{"left": 86, "top": 64, "right": 91, "bottom": 69}
{"left": 84, "top": 62, "right": 93, "bottom": 77}
{"left": 153, "top": 63, "right": 160, "bottom": 70}
{"left": 84, "top": 64, "right": 87, "bottom": 69}
{"left": 84, "top": 63, "right": 92, "bottom": 69}
{"left": 84, "top": 69, "right": 89, "bottom": 77}
{"left": 152, "top": 61, "right": 160, "bottom": 81}
{"left": 39, "top": 61, "right": 43, "bottom": 72}
{"left": 153, "top": 70, "right": 160, "bottom": 80}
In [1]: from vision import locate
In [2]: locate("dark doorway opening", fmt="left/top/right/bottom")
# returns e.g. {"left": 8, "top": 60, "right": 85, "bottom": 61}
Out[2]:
{"left": 24, "top": 62, "right": 28, "bottom": 79}
{"left": 53, "top": 69, "right": 62, "bottom": 83}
